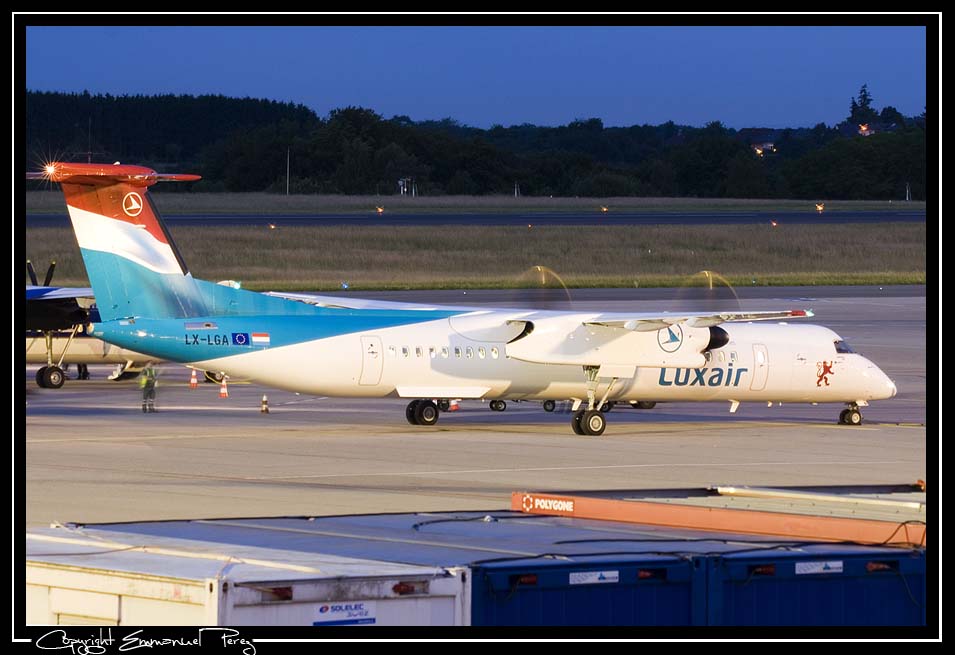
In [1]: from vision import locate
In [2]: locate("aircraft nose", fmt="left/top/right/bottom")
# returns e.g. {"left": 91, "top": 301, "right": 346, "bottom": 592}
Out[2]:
{"left": 871, "top": 366, "right": 897, "bottom": 399}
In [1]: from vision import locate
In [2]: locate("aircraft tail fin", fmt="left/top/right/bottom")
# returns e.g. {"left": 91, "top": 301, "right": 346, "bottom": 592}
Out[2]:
{"left": 33, "top": 163, "right": 210, "bottom": 321}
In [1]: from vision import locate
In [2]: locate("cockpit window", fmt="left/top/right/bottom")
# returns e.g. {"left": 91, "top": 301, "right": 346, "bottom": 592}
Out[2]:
{"left": 834, "top": 340, "right": 855, "bottom": 354}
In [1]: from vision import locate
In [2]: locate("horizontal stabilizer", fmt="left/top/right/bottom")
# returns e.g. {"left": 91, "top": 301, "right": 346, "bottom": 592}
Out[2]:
{"left": 28, "top": 162, "right": 200, "bottom": 186}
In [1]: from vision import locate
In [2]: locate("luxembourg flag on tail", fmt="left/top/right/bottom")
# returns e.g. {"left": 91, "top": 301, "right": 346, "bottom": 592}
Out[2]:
{"left": 252, "top": 332, "right": 271, "bottom": 346}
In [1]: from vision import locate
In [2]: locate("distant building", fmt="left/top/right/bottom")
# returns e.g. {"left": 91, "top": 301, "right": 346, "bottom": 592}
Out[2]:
{"left": 737, "top": 128, "right": 781, "bottom": 156}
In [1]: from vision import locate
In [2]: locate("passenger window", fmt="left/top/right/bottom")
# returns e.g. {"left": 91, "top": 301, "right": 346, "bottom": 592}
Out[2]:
{"left": 478, "top": 347, "right": 486, "bottom": 359}
{"left": 388, "top": 346, "right": 396, "bottom": 358}
{"left": 730, "top": 351, "right": 738, "bottom": 362}
{"left": 454, "top": 347, "right": 462, "bottom": 358}
{"left": 401, "top": 347, "right": 409, "bottom": 358}
{"left": 466, "top": 347, "right": 473, "bottom": 359}
{"left": 491, "top": 347, "right": 499, "bottom": 359}
{"left": 429, "top": 347, "right": 436, "bottom": 359}
{"left": 704, "top": 352, "right": 712, "bottom": 362}
{"left": 718, "top": 352, "right": 726, "bottom": 363}
{"left": 415, "top": 347, "right": 422, "bottom": 358}
{"left": 834, "top": 340, "right": 855, "bottom": 354}
{"left": 441, "top": 347, "right": 449, "bottom": 358}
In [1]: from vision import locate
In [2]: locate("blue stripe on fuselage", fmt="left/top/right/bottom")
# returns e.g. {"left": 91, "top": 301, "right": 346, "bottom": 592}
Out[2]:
{"left": 91, "top": 309, "right": 461, "bottom": 363}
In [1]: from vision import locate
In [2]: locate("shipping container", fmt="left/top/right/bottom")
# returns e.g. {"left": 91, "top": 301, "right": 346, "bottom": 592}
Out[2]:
{"left": 27, "top": 529, "right": 468, "bottom": 626}
{"left": 27, "top": 507, "right": 926, "bottom": 627}
{"left": 705, "top": 546, "right": 926, "bottom": 626}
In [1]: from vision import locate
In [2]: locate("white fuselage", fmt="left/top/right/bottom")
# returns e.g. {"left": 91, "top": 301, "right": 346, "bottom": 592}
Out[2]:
{"left": 189, "top": 311, "right": 896, "bottom": 406}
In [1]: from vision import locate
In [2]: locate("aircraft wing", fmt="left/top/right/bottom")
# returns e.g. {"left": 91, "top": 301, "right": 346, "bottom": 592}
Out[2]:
{"left": 264, "top": 291, "right": 481, "bottom": 312}
{"left": 26, "top": 286, "right": 97, "bottom": 331}
{"left": 583, "top": 309, "right": 814, "bottom": 332}
{"left": 504, "top": 309, "right": 815, "bottom": 370}
{"left": 26, "top": 285, "right": 94, "bottom": 301}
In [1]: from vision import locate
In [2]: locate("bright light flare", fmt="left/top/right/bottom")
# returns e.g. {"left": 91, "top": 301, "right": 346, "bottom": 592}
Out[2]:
{"left": 376, "top": 206, "right": 384, "bottom": 214}
{"left": 600, "top": 206, "right": 609, "bottom": 212}
{"left": 815, "top": 203, "right": 825, "bottom": 212}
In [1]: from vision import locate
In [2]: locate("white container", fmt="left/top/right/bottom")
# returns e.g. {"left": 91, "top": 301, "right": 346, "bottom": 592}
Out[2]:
{"left": 27, "top": 529, "right": 469, "bottom": 626}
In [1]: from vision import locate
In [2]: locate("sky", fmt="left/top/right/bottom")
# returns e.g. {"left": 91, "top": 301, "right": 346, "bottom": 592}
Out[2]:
{"left": 24, "top": 24, "right": 929, "bottom": 129}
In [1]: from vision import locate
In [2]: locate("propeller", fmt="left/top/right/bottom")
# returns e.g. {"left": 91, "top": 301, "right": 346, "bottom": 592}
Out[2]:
{"left": 26, "top": 260, "right": 57, "bottom": 287}
{"left": 503, "top": 265, "right": 575, "bottom": 311}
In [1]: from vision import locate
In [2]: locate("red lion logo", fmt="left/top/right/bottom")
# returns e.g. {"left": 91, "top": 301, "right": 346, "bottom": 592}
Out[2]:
{"left": 816, "top": 361, "right": 835, "bottom": 386}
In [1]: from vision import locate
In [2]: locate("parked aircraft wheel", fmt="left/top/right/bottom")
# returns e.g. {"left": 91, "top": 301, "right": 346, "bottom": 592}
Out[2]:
{"left": 582, "top": 410, "right": 606, "bottom": 436}
{"left": 437, "top": 399, "right": 450, "bottom": 412}
{"left": 571, "top": 410, "right": 586, "bottom": 435}
{"left": 414, "top": 400, "right": 440, "bottom": 426}
{"left": 43, "top": 366, "right": 65, "bottom": 389}
{"left": 846, "top": 409, "right": 863, "bottom": 426}
{"left": 631, "top": 401, "right": 656, "bottom": 410}
{"left": 542, "top": 400, "right": 556, "bottom": 412}
{"left": 838, "top": 409, "right": 850, "bottom": 424}
{"left": 406, "top": 400, "right": 421, "bottom": 425}
{"left": 490, "top": 400, "right": 507, "bottom": 412}
{"left": 36, "top": 366, "right": 49, "bottom": 388}
{"left": 599, "top": 401, "right": 615, "bottom": 413}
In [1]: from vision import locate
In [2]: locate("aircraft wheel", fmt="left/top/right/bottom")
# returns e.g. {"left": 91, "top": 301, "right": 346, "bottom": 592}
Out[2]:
{"left": 414, "top": 400, "right": 440, "bottom": 426}
{"left": 490, "top": 400, "right": 507, "bottom": 412}
{"left": 838, "top": 409, "right": 849, "bottom": 424}
{"left": 406, "top": 400, "right": 421, "bottom": 425}
{"left": 437, "top": 399, "right": 450, "bottom": 412}
{"left": 43, "top": 366, "right": 65, "bottom": 389}
{"left": 36, "top": 366, "right": 49, "bottom": 388}
{"left": 582, "top": 410, "right": 606, "bottom": 436}
{"left": 846, "top": 409, "right": 863, "bottom": 426}
{"left": 571, "top": 410, "right": 586, "bottom": 435}
{"left": 542, "top": 400, "right": 556, "bottom": 412}
{"left": 204, "top": 370, "right": 226, "bottom": 384}
{"left": 632, "top": 401, "right": 656, "bottom": 410}
{"left": 599, "top": 401, "right": 615, "bottom": 413}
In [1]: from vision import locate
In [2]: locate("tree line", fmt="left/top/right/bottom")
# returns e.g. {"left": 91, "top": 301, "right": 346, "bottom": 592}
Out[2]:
{"left": 25, "top": 88, "right": 926, "bottom": 200}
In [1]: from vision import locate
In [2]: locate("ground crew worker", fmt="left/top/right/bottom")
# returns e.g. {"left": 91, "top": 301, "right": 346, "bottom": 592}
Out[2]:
{"left": 140, "top": 365, "right": 159, "bottom": 412}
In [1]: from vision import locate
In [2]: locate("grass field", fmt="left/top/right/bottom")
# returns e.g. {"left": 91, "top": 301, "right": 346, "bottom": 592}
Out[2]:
{"left": 24, "top": 190, "right": 926, "bottom": 215}
{"left": 26, "top": 222, "right": 926, "bottom": 290}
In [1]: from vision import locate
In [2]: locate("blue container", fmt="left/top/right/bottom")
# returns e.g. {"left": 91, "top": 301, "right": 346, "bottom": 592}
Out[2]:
{"left": 470, "top": 555, "right": 705, "bottom": 626}
{"left": 706, "top": 546, "right": 926, "bottom": 626}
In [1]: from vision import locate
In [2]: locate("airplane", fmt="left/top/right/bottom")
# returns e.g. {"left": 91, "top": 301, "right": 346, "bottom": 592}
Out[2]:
{"left": 25, "top": 263, "right": 223, "bottom": 387}
{"left": 29, "top": 162, "right": 897, "bottom": 434}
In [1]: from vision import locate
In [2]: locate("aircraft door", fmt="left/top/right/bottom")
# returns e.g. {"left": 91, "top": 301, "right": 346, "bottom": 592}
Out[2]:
{"left": 359, "top": 336, "right": 383, "bottom": 385}
{"left": 750, "top": 344, "right": 769, "bottom": 391}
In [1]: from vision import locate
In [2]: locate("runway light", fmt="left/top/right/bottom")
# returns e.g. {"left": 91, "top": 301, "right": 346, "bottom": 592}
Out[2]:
{"left": 528, "top": 223, "right": 533, "bottom": 229}
{"left": 771, "top": 220, "right": 778, "bottom": 227}
{"left": 816, "top": 202, "right": 825, "bottom": 212}
{"left": 44, "top": 163, "right": 57, "bottom": 176}
{"left": 376, "top": 206, "right": 384, "bottom": 214}
{"left": 268, "top": 223, "right": 276, "bottom": 230}
{"left": 600, "top": 206, "right": 608, "bottom": 212}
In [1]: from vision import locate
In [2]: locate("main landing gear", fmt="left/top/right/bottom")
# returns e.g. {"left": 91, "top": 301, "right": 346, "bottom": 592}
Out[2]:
{"left": 34, "top": 324, "right": 83, "bottom": 389}
{"left": 568, "top": 365, "right": 621, "bottom": 436}
{"left": 839, "top": 403, "right": 864, "bottom": 426}
{"left": 406, "top": 399, "right": 440, "bottom": 426}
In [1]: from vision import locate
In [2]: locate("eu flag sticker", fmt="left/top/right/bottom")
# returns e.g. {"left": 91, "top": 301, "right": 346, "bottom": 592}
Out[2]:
{"left": 232, "top": 332, "right": 250, "bottom": 346}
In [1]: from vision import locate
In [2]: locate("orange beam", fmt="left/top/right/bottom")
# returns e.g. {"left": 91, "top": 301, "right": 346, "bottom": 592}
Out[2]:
{"left": 512, "top": 492, "right": 925, "bottom": 547}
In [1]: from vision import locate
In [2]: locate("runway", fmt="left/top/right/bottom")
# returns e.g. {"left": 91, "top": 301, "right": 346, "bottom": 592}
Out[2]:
{"left": 25, "top": 209, "right": 926, "bottom": 227}
{"left": 23, "top": 287, "right": 928, "bottom": 529}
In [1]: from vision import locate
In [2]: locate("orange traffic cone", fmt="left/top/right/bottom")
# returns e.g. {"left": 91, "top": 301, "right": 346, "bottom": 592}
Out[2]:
{"left": 189, "top": 369, "right": 198, "bottom": 390}
{"left": 449, "top": 398, "right": 460, "bottom": 411}
{"left": 219, "top": 377, "right": 229, "bottom": 398}
{"left": 260, "top": 395, "right": 270, "bottom": 414}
